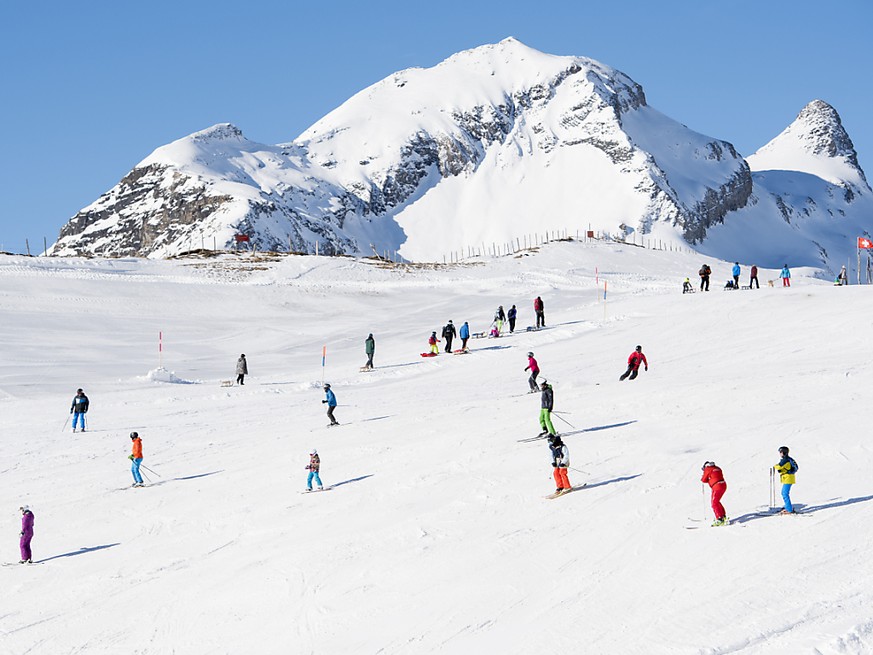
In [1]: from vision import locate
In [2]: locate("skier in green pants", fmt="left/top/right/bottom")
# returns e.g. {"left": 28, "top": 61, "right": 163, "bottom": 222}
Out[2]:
{"left": 538, "top": 379, "right": 557, "bottom": 437}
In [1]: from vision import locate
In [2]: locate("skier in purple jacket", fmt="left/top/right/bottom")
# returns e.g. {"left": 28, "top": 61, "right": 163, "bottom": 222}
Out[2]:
{"left": 19, "top": 505, "right": 34, "bottom": 564}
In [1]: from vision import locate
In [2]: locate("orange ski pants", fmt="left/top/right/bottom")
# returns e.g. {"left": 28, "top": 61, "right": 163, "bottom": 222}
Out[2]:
{"left": 553, "top": 467, "right": 571, "bottom": 490}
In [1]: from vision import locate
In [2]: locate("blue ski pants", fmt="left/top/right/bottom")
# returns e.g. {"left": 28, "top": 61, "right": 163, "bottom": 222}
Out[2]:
{"left": 781, "top": 483, "right": 793, "bottom": 512}
{"left": 72, "top": 413, "right": 86, "bottom": 430}
{"left": 307, "top": 471, "right": 323, "bottom": 490}
{"left": 131, "top": 458, "right": 144, "bottom": 484}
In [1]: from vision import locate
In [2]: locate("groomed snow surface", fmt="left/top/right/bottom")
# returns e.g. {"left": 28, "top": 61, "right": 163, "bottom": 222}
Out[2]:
{"left": 2, "top": 244, "right": 872, "bottom": 654}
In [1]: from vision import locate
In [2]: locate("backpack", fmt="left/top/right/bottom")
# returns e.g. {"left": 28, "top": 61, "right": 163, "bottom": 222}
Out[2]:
{"left": 789, "top": 457, "right": 798, "bottom": 473}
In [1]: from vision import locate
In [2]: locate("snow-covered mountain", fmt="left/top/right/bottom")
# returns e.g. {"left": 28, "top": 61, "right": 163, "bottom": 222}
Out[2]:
{"left": 49, "top": 39, "right": 871, "bottom": 272}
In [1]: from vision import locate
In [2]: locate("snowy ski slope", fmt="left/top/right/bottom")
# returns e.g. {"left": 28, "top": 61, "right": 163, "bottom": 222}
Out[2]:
{"left": 1, "top": 244, "right": 872, "bottom": 654}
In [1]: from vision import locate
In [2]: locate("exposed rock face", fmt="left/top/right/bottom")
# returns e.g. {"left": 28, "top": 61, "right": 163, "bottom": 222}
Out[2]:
{"left": 49, "top": 42, "right": 865, "bottom": 266}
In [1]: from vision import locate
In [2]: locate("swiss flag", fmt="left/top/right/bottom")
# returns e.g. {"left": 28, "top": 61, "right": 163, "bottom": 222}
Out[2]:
{"left": 859, "top": 237, "right": 873, "bottom": 249}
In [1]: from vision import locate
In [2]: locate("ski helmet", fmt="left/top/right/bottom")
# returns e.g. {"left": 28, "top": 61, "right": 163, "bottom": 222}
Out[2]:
{"left": 635, "top": 345, "right": 642, "bottom": 352}
{"left": 310, "top": 449, "right": 317, "bottom": 455}
{"left": 702, "top": 461, "right": 715, "bottom": 470}
{"left": 527, "top": 352, "right": 534, "bottom": 357}
{"left": 324, "top": 383, "right": 331, "bottom": 389}
{"left": 778, "top": 446, "right": 789, "bottom": 455}
{"left": 540, "top": 379, "right": 548, "bottom": 386}
{"left": 130, "top": 431, "right": 139, "bottom": 439}
{"left": 20, "top": 505, "right": 29, "bottom": 512}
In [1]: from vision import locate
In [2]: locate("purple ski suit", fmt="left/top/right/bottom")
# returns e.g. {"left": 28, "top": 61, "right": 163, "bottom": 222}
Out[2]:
{"left": 20, "top": 509, "right": 34, "bottom": 562}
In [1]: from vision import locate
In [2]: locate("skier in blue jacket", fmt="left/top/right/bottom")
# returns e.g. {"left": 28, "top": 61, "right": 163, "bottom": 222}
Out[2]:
{"left": 459, "top": 321, "right": 470, "bottom": 351}
{"left": 731, "top": 262, "right": 741, "bottom": 289}
{"left": 322, "top": 383, "right": 339, "bottom": 425}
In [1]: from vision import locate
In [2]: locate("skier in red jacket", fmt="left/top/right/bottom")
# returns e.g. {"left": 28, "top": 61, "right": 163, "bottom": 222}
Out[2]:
{"left": 619, "top": 345, "right": 648, "bottom": 381}
{"left": 701, "top": 461, "right": 728, "bottom": 526}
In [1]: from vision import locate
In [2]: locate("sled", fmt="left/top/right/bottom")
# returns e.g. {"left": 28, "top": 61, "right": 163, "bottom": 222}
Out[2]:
{"left": 420, "top": 352, "right": 438, "bottom": 357}
{"left": 220, "top": 380, "right": 234, "bottom": 387}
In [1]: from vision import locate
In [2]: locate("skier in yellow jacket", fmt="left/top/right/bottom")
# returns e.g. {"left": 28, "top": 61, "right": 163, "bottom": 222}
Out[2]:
{"left": 774, "top": 446, "right": 798, "bottom": 514}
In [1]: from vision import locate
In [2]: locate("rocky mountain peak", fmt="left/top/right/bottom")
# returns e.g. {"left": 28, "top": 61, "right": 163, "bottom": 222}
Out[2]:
{"left": 792, "top": 100, "right": 859, "bottom": 161}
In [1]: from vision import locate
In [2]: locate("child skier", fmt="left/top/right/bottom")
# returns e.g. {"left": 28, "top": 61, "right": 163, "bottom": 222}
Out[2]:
{"left": 538, "top": 380, "right": 556, "bottom": 437}
{"left": 701, "top": 461, "right": 728, "bottom": 526}
{"left": 774, "top": 446, "right": 798, "bottom": 514}
{"left": 129, "top": 432, "right": 144, "bottom": 487}
{"left": 305, "top": 449, "right": 323, "bottom": 491}
{"left": 322, "top": 383, "right": 339, "bottom": 425}
{"left": 682, "top": 278, "right": 693, "bottom": 293}
{"left": 548, "top": 435, "right": 571, "bottom": 494}
{"left": 525, "top": 352, "right": 540, "bottom": 392}
{"left": 428, "top": 332, "right": 439, "bottom": 354}
{"left": 19, "top": 505, "right": 34, "bottom": 564}
{"left": 619, "top": 346, "right": 648, "bottom": 381}
{"left": 70, "top": 388, "right": 89, "bottom": 433}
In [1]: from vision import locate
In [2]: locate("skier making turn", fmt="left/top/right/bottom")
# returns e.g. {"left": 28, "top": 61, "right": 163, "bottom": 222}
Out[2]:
{"left": 701, "top": 461, "right": 729, "bottom": 526}
{"left": 619, "top": 346, "right": 648, "bottom": 381}
{"left": 525, "top": 352, "right": 540, "bottom": 392}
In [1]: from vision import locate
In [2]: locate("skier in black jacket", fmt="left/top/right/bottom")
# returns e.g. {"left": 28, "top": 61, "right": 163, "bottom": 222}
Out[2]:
{"left": 442, "top": 320, "right": 456, "bottom": 353}
{"left": 507, "top": 305, "right": 517, "bottom": 333}
{"left": 538, "top": 380, "right": 556, "bottom": 437}
{"left": 70, "top": 388, "right": 89, "bottom": 433}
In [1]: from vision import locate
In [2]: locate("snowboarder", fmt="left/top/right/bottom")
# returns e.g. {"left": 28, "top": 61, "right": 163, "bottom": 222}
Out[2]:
{"left": 538, "top": 379, "right": 556, "bottom": 437}
{"left": 305, "top": 449, "right": 323, "bottom": 491}
{"left": 129, "top": 431, "right": 144, "bottom": 487}
{"left": 774, "top": 446, "right": 798, "bottom": 514}
{"left": 322, "top": 383, "right": 339, "bottom": 425}
{"left": 19, "top": 505, "right": 34, "bottom": 564}
{"left": 682, "top": 278, "right": 693, "bottom": 294}
{"left": 780, "top": 264, "right": 791, "bottom": 287}
{"left": 750, "top": 264, "right": 760, "bottom": 289}
{"left": 836, "top": 266, "right": 848, "bottom": 286}
{"left": 698, "top": 264, "right": 711, "bottom": 291}
{"left": 548, "top": 435, "right": 571, "bottom": 494}
{"left": 507, "top": 305, "right": 517, "bottom": 333}
{"left": 428, "top": 332, "right": 439, "bottom": 355}
{"left": 732, "top": 262, "right": 741, "bottom": 289}
{"left": 364, "top": 334, "right": 375, "bottom": 369}
{"left": 442, "top": 320, "right": 456, "bottom": 352}
{"left": 619, "top": 345, "right": 648, "bottom": 381}
{"left": 236, "top": 354, "right": 248, "bottom": 385}
{"left": 459, "top": 321, "right": 470, "bottom": 351}
{"left": 534, "top": 296, "right": 545, "bottom": 328}
{"left": 701, "top": 461, "right": 728, "bottom": 526}
{"left": 70, "top": 388, "right": 89, "bottom": 433}
{"left": 525, "top": 352, "right": 540, "bottom": 392}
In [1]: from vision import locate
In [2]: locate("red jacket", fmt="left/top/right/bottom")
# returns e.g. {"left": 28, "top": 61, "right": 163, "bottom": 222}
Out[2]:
{"left": 534, "top": 298, "right": 543, "bottom": 311}
{"left": 701, "top": 465, "right": 725, "bottom": 487}
{"left": 628, "top": 351, "right": 647, "bottom": 369}
{"left": 131, "top": 437, "right": 143, "bottom": 459}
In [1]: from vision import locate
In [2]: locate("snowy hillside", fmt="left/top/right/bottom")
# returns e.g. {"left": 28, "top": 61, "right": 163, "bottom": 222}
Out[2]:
{"left": 48, "top": 39, "right": 871, "bottom": 271}
{"left": 2, "top": 245, "right": 873, "bottom": 654}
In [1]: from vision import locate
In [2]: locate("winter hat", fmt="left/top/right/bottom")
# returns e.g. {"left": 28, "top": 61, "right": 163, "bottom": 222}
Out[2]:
{"left": 778, "top": 446, "right": 789, "bottom": 455}
{"left": 701, "top": 461, "right": 715, "bottom": 470}
{"left": 540, "top": 379, "right": 548, "bottom": 386}
{"left": 77, "top": 388, "right": 84, "bottom": 393}
{"left": 635, "top": 345, "right": 642, "bottom": 352}
{"left": 20, "top": 505, "right": 29, "bottom": 512}
{"left": 240, "top": 354, "right": 245, "bottom": 357}
{"left": 448, "top": 320, "right": 453, "bottom": 323}
{"left": 310, "top": 449, "right": 317, "bottom": 455}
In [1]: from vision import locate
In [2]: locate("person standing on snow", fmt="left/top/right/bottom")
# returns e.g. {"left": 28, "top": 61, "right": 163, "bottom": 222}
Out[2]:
{"left": 236, "top": 354, "right": 248, "bottom": 385}
{"left": 364, "top": 334, "right": 375, "bottom": 369}
{"left": 698, "top": 264, "right": 711, "bottom": 292}
{"left": 548, "top": 435, "right": 571, "bottom": 494}
{"left": 701, "top": 462, "right": 728, "bottom": 526}
{"left": 19, "top": 505, "right": 34, "bottom": 564}
{"left": 750, "top": 264, "right": 760, "bottom": 289}
{"left": 774, "top": 446, "right": 798, "bottom": 514}
{"left": 459, "top": 321, "right": 470, "bottom": 351}
{"left": 428, "top": 331, "right": 439, "bottom": 355}
{"left": 442, "top": 320, "right": 456, "bottom": 353}
{"left": 305, "top": 449, "right": 323, "bottom": 491}
{"left": 507, "top": 305, "right": 517, "bottom": 333}
{"left": 322, "top": 383, "right": 339, "bottom": 425}
{"left": 732, "top": 262, "right": 741, "bottom": 289}
{"left": 538, "top": 379, "right": 557, "bottom": 437}
{"left": 682, "top": 278, "right": 693, "bottom": 294}
{"left": 494, "top": 308, "right": 505, "bottom": 334}
{"left": 619, "top": 345, "right": 648, "bottom": 381}
{"left": 837, "top": 266, "right": 848, "bottom": 286}
{"left": 70, "top": 388, "right": 89, "bottom": 433}
{"left": 129, "top": 432, "right": 144, "bottom": 487}
{"left": 780, "top": 264, "right": 791, "bottom": 287}
{"left": 534, "top": 296, "right": 545, "bottom": 328}
{"left": 525, "top": 352, "right": 540, "bottom": 392}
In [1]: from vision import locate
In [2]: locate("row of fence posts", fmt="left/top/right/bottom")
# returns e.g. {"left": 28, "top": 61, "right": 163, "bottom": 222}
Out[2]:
{"left": 441, "top": 228, "right": 696, "bottom": 264}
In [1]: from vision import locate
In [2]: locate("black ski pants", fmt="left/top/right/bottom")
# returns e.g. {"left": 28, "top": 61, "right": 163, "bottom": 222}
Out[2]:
{"left": 750, "top": 276, "right": 759, "bottom": 289}
{"left": 236, "top": 374, "right": 245, "bottom": 385}
{"left": 366, "top": 353, "right": 374, "bottom": 368}
{"left": 461, "top": 337, "right": 468, "bottom": 350}
{"left": 445, "top": 336, "right": 453, "bottom": 352}
{"left": 529, "top": 370, "right": 540, "bottom": 391}
{"left": 700, "top": 276, "right": 710, "bottom": 291}
{"left": 509, "top": 317, "right": 516, "bottom": 332}
{"left": 619, "top": 365, "right": 639, "bottom": 381}
{"left": 327, "top": 405, "right": 338, "bottom": 425}
{"left": 536, "top": 311, "right": 545, "bottom": 328}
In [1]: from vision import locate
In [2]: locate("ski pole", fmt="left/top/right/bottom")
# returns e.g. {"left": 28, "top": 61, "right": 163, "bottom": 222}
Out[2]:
{"left": 553, "top": 413, "right": 576, "bottom": 429}
{"left": 140, "top": 464, "right": 162, "bottom": 478}
{"left": 61, "top": 414, "right": 70, "bottom": 432}
{"left": 140, "top": 468, "right": 152, "bottom": 484}
{"left": 569, "top": 466, "right": 588, "bottom": 475}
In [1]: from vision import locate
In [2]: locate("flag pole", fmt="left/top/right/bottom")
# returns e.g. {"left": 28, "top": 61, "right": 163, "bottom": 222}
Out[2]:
{"left": 159, "top": 331, "right": 163, "bottom": 368}
{"left": 321, "top": 345, "right": 326, "bottom": 386}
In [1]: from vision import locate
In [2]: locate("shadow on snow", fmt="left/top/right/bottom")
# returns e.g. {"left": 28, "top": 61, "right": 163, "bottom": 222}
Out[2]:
{"left": 332, "top": 474, "right": 375, "bottom": 489}
{"left": 36, "top": 543, "right": 120, "bottom": 563}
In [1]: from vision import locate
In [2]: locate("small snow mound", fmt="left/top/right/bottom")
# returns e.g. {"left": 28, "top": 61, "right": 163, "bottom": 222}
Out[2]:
{"left": 144, "top": 367, "right": 199, "bottom": 385}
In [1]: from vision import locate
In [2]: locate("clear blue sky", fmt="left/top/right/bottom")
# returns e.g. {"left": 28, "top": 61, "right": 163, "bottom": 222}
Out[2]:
{"left": 1, "top": 0, "right": 870, "bottom": 254}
